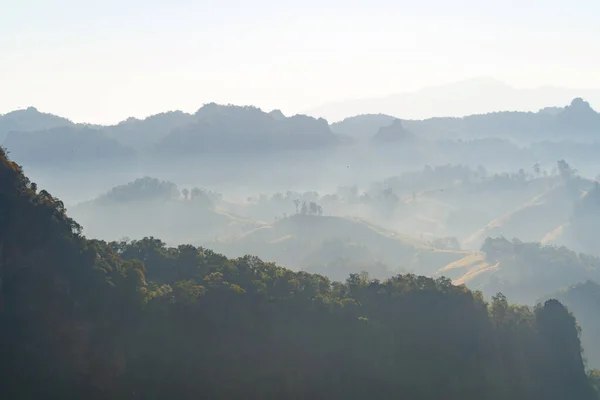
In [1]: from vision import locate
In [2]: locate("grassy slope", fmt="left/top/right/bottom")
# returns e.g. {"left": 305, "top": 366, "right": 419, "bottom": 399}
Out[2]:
{"left": 461, "top": 184, "right": 571, "bottom": 248}
{"left": 214, "top": 214, "right": 465, "bottom": 274}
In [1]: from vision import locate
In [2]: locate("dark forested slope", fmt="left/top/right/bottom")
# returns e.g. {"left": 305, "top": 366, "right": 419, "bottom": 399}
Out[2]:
{"left": 551, "top": 281, "right": 600, "bottom": 369}
{"left": 0, "top": 147, "right": 598, "bottom": 399}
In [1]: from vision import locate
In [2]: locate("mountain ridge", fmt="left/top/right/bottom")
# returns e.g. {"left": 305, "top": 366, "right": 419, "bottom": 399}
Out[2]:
{"left": 305, "top": 77, "right": 600, "bottom": 122}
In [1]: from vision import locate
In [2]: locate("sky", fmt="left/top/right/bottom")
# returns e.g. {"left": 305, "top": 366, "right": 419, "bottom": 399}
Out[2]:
{"left": 2, "top": 0, "right": 600, "bottom": 124}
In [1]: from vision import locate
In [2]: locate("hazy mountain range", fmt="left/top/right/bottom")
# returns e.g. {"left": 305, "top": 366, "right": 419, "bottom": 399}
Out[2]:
{"left": 3, "top": 92, "right": 600, "bottom": 206}
{"left": 305, "top": 77, "right": 600, "bottom": 122}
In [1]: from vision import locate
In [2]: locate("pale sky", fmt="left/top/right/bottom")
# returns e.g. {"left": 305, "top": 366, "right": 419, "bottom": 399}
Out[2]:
{"left": 2, "top": 0, "right": 600, "bottom": 124}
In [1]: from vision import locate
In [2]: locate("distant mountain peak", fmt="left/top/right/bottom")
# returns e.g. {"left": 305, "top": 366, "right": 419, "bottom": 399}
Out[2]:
{"left": 120, "top": 116, "right": 140, "bottom": 125}
{"left": 560, "top": 97, "right": 597, "bottom": 118}
{"left": 372, "top": 119, "right": 416, "bottom": 143}
{"left": 568, "top": 97, "right": 595, "bottom": 111}
{"left": 268, "top": 109, "right": 286, "bottom": 120}
{"left": 553, "top": 97, "right": 600, "bottom": 133}
{"left": 440, "top": 76, "right": 512, "bottom": 89}
{"left": 304, "top": 77, "right": 600, "bottom": 121}
{"left": 3, "top": 106, "right": 41, "bottom": 117}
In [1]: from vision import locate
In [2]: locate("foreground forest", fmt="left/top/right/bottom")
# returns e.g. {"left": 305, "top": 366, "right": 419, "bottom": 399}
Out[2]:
{"left": 2, "top": 144, "right": 600, "bottom": 398}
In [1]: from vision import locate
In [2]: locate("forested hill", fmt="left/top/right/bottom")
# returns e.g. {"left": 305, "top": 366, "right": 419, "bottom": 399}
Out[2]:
{"left": 1, "top": 104, "right": 338, "bottom": 167}
{"left": 1, "top": 147, "right": 599, "bottom": 399}
{"left": 331, "top": 97, "right": 600, "bottom": 143}
{"left": 3, "top": 97, "right": 600, "bottom": 170}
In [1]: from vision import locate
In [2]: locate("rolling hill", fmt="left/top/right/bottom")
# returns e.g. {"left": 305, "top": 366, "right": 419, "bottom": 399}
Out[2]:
{"left": 436, "top": 238, "right": 600, "bottom": 305}
{"left": 70, "top": 177, "right": 264, "bottom": 245}
{"left": 212, "top": 214, "right": 467, "bottom": 276}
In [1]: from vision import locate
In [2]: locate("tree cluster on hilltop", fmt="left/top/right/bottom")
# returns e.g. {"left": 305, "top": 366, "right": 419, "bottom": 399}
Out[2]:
{"left": 0, "top": 147, "right": 599, "bottom": 399}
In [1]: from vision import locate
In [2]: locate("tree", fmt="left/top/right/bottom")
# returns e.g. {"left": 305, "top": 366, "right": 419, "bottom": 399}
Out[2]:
{"left": 309, "top": 201, "right": 318, "bottom": 215}
{"left": 300, "top": 201, "right": 308, "bottom": 215}
{"left": 557, "top": 159, "right": 576, "bottom": 180}
{"left": 533, "top": 163, "right": 541, "bottom": 177}
{"left": 191, "top": 187, "right": 202, "bottom": 200}
{"left": 589, "top": 370, "right": 600, "bottom": 397}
